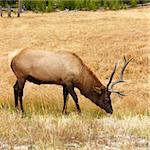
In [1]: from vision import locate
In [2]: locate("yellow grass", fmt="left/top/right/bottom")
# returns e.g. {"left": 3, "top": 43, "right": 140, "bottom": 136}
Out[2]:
{"left": 0, "top": 7, "right": 150, "bottom": 149}
{"left": 0, "top": 110, "right": 149, "bottom": 149}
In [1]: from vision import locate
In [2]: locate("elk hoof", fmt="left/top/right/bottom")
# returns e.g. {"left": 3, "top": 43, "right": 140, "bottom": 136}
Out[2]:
{"left": 62, "top": 110, "right": 68, "bottom": 115}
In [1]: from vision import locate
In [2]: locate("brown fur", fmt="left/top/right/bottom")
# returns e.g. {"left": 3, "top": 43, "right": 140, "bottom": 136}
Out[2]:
{"left": 10, "top": 49, "right": 113, "bottom": 114}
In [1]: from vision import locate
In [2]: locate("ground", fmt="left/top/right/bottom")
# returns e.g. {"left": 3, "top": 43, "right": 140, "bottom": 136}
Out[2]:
{"left": 0, "top": 7, "right": 149, "bottom": 149}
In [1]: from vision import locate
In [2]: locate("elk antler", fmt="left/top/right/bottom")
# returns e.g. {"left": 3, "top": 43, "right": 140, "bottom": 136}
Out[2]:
{"left": 107, "top": 63, "right": 117, "bottom": 90}
{"left": 107, "top": 56, "right": 133, "bottom": 96}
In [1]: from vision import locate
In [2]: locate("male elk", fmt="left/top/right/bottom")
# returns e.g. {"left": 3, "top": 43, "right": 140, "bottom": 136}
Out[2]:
{"left": 10, "top": 49, "right": 132, "bottom": 114}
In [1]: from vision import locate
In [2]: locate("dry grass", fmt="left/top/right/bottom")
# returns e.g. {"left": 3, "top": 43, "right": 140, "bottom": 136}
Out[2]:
{"left": 0, "top": 7, "right": 150, "bottom": 149}
{"left": 0, "top": 110, "right": 149, "bottom": 149}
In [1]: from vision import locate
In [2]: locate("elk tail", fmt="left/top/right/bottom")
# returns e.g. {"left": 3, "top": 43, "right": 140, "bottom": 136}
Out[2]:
{"left": 8, "top": 48, "right": 24, "bottom": 67}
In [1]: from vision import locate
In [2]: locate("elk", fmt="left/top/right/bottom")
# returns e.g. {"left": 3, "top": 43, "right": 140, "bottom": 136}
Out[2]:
{"left": 10, "top": 49, "right": 132, "bottom": 114}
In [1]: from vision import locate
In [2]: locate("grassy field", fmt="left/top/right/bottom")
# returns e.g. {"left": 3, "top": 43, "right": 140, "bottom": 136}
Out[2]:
{"left": 0, "top": 7, "right": 150, "bottom": 149}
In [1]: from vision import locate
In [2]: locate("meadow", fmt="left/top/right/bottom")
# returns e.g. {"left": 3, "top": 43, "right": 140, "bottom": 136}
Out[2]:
{"left": 0, "top": 7, "right": 149, "bottom": 149}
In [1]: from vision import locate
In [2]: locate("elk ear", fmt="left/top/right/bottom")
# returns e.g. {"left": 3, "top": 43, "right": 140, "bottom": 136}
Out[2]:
{"left": 93, "top": 87, "right": 102, "bottom": 95}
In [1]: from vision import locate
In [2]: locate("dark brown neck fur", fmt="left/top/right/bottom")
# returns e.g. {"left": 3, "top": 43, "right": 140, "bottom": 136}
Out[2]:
{"left": 77, "top": 64, "right": 105, "bottom": 98}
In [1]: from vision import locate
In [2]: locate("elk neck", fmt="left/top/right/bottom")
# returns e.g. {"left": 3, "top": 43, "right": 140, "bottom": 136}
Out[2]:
{"left": 76, "top": 64, "right": 105, "bottom": 98}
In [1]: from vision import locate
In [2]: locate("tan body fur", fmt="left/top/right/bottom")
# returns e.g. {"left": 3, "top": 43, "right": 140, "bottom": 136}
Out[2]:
{"left": 11, "top": 49, "right": 113, "bottom": 114}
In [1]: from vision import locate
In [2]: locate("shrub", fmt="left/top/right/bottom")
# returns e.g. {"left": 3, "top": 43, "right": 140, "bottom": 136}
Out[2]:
{"left": 129, "top": 0, "right": 138, "bottom": 7}
{"left": 47, "top": 0, "right": 54, "bottom": 12}
{"left": 35, "top": 0, "right": 47, "bottom": 12}
{"left": 110, "top": 0, "right": 124, "bottom": 10}
{"left": 86, "top": 0, "right": 100, "bottom": 11}
{"left": 56, "top": 0, "right": 76, "bottom": 11}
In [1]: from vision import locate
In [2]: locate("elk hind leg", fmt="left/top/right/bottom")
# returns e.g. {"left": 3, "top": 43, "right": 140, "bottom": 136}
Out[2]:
{"left": 18, "top": 78, "right": 26, "bottom": 112}
{"left": 13, "top": 81, "right": 19, "bottom": 108}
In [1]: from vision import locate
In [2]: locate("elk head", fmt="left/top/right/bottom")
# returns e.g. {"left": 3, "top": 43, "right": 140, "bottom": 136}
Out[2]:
{"left": 93, "top": 56, "right": 133, "bottom": 114}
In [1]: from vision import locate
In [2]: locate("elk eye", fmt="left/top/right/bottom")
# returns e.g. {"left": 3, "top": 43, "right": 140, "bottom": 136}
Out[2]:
{"left": 104, "top": 97, "right": 109, "bottom": 104}
{"left": 93, "top": 87, "right": 102, "bottom": 95}
{"left": 104, "top": 100, "right": 108, "bottom": 105}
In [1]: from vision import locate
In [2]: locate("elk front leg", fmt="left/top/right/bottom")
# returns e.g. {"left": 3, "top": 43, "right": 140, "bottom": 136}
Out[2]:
{"left": 66, "top": 85, "right": 81, "bottom": 113}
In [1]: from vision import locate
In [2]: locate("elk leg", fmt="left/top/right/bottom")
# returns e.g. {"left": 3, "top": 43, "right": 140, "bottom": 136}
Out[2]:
{"left": 62, "top": 86, "right": 69, "bottom": 114}
{"left": 67, "top": 86, "right": 81, "bottom": 113}
{"left": 13, "top": 81, "right": 19, "bottom": 108}
{"left": 18, "top": 79, "right": 26, "bottom": 113}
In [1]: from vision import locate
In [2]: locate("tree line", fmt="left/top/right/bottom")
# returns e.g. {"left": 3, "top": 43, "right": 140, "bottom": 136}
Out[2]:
{"left": 0, "top": 0, "right": 150, "bottom": 12}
